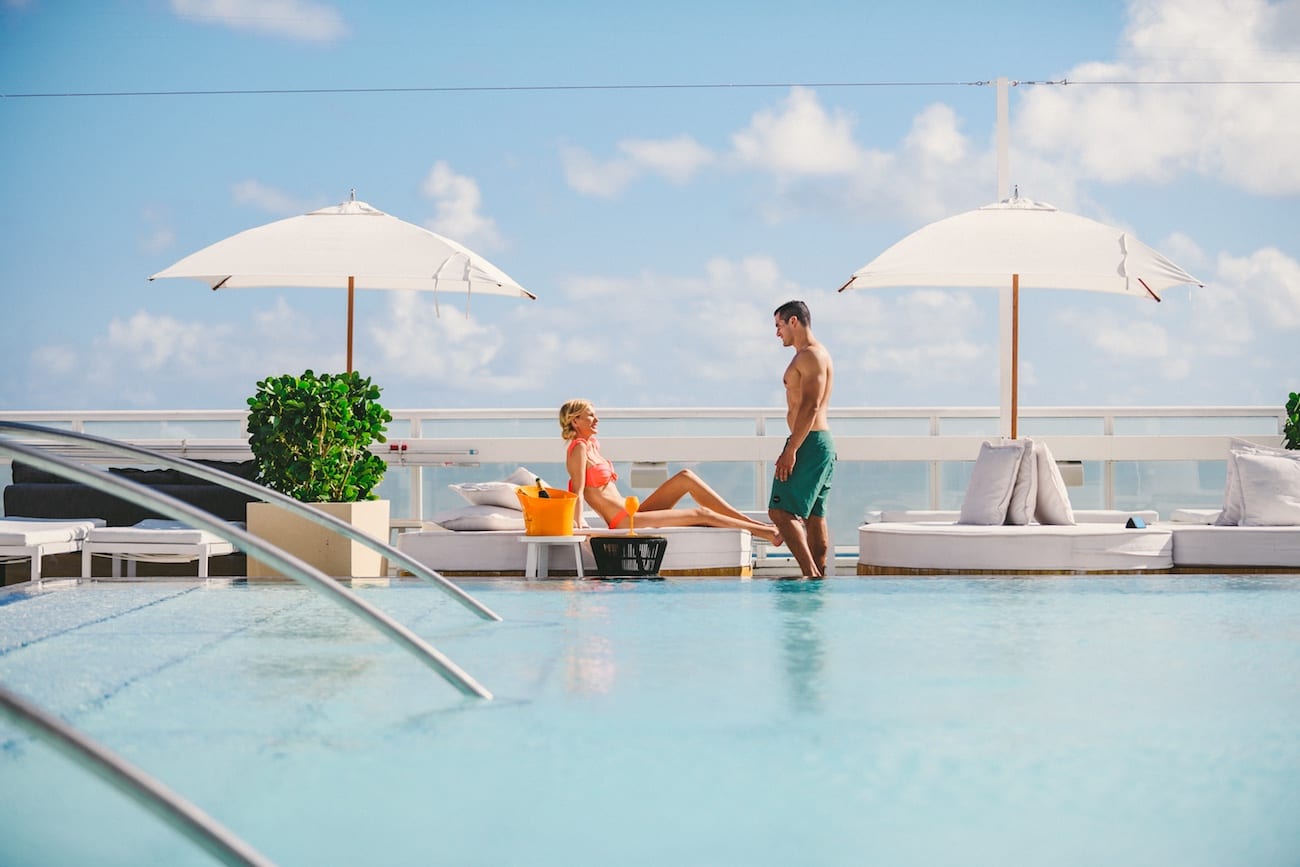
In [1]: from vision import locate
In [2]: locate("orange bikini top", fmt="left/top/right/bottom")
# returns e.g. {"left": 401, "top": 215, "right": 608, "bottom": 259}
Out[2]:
{"left": 567, "top": 436, "right": 618, "bottom": 489}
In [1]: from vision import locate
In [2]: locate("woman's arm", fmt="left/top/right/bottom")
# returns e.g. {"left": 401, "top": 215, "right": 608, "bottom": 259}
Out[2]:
{"left": 566, "top": 440, "right": 589, "bottom": 528}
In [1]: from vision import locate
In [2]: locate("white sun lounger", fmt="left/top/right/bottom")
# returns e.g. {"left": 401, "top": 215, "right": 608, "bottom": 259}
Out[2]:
{"left": 81, "top": 519, "right": 238, "bottom": 578}
{"left": 0, "top": 517, "right": 105, "bottom": 582}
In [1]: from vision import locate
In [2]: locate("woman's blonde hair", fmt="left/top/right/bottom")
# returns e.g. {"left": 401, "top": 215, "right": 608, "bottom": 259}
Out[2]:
{"left": 558, "top": 398, "right": 592, "bottom": 441}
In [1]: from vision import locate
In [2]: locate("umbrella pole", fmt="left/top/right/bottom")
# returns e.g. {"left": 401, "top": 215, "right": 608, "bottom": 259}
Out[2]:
{"left": 345, "top": 276, "right": 356, "bottom": 374}
{"left": 1011, "top": 273, "right": 1019, "bottom": 440}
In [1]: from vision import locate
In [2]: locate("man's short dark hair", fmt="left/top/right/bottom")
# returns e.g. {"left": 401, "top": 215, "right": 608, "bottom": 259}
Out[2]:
{"left": 774, "top": 300, "right": 811, "bottom": 326}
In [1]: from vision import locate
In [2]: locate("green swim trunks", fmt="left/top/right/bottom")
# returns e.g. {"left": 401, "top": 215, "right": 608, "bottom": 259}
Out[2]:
{"left": 768, "top": 430, "right": 835, "bottom": 519}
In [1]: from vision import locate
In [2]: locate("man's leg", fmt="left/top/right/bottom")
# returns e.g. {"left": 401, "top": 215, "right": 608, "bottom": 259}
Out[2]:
{"left": 806, "top": 516, "right": 830, "bottom": 577}
{"left": 769, "top": 508, "right": 821, "bottom": 577}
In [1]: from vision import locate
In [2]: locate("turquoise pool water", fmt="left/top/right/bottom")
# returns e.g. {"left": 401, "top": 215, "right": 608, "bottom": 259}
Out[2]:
{"left": 2, "top": 576, "right": 1298, "bottom": 867}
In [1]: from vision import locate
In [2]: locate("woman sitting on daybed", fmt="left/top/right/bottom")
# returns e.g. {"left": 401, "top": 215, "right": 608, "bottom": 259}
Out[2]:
{"left": 560, "top": 398, "right": 782, "bottom": 546}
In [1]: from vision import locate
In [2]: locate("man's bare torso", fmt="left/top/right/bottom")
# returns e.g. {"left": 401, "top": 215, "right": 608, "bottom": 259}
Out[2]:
{"left": 784, "top": 342, "right": 834, "bottom": 431}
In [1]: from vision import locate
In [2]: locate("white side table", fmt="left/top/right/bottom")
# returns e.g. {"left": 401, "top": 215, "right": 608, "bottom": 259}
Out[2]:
{"left": 517, "top": 535, "right": 587, "bottom": 579}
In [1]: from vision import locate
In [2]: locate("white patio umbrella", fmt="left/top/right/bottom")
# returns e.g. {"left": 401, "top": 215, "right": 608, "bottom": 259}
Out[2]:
{"left": 838, "top": 193, "right": 1203, "bottom": 438}
{"left": 150, "top": 193, "right": 536, "bottom": 372}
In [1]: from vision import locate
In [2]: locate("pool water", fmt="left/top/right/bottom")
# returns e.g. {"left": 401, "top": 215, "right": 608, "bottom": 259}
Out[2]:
{"left": 2, "top": 576, "right": 1298, "bottom": 867}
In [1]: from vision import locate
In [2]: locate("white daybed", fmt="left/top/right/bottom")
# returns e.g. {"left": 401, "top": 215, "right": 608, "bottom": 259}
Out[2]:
{"left": 401, "top": 468, "right": 757, "bottom": 577}
{"left": 396, "top": 526, "right": 753, "bottom": 578}
{"left": 856, "top": 438, "right": 1175, "bottom": 575}
{"left": 0, "top": 517, "right": 105, "bottom": 582}
{"left": 857, "top": 521, "right": 1173, "bottom": 575}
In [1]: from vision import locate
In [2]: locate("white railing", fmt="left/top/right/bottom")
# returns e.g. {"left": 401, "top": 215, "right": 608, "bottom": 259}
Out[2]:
{"left": 1, "top": 406, "right": 1287, "bottom": 532}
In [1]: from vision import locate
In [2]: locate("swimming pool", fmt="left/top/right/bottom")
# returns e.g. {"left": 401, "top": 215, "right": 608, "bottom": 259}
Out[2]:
{"left": 2, "top": 576, "right": 1298, "bottom": 867}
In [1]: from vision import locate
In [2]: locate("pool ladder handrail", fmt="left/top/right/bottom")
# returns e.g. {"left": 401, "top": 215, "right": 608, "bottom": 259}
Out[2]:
{"left": 0, "top": 421, "right": 501, "bottom": 623}
{"left": 0, "top": 683, "right": 277, "bottom": 867}
{"left": 0, "top": 438, "right": 492, "bottom": 700}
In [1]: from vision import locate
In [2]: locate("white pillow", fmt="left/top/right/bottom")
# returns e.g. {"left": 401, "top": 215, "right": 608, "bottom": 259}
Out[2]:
{"left": 449, "top": 467, "right": 551, "bottom": 509}
{"left": 1005, "top": 437, "right": 1038, "bottom": 525}
{"left": 432, "top": 505, "right": 526, "bottom": 532}
{"left": 958, "top": 440, "right": 1027, "bottom": 525}
{"left": 1033, "top": 440, "right": 1076, "bottom": 526}
{"left": 504, "top": 466, "right": 548, "bottom": 488}
{"left": 1218, "top": 439, "right": 1295, "bottom": 526}
{"left": 448, "top": 481, "right": 523, "bottom": 509}
{"left": 1235, "top": 452, "right": 1300, "bottom": 526}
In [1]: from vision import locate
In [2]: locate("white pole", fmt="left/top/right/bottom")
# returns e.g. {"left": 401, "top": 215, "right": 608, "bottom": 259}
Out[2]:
{"left": 997, "top": 77, "right": 1014, "bottom": 438}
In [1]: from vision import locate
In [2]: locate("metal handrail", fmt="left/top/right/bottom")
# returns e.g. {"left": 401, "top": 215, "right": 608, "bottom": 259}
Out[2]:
{"left": 0, "top": 440, "right": 492, "bottom": 700}
{"left": 0, "top": 421, "right": 501, "bottom": 623}
{"left": 0, "top": 683, "right": 277, "bottom": 867}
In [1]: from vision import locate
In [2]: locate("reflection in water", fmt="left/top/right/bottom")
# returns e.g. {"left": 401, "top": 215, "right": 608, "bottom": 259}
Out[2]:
{"left": 563, "top": 593, "right": 618, "bottom": 695}
{"left": 773, "top": 580, "right": 826, "bottom": 713}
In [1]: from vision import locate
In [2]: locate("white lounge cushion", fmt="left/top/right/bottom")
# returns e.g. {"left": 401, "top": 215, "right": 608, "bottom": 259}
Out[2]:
{"left": 1217, "top": 439, "right": 1299, "bottom": 526}
{"left": 449, "top": 466, "right": 550, "bottom": 509}
{"left": 0, "top": 518, "right": 104, "bottom": 546}
{"left": 397, "top": 526, "right": 751, "bottom": 576}
{"left": 1170, "top": 509, "right": 1222, "bottom": 524}
{"left": 875, "top": 509, "right": 1151, "bottom": 525}
{"left": 858, "top": 522, "right": 1173, "bottom": 572}
{"left": 1005, "top": 438, "right": 1038, "bottom": 525}
{"left": 86, "top": 519, "right": 237, "bottom": 546}
{"left": 958, "top": 440, "right": 1026, "bottom": 525}
{"left": 1235, "top": 452, "right": 1300, "bottom": 526}
{"left": 1034, "top": 441, "right": 1076, "bottom": 526}
{"left": 1169, "top": 524, "right": 1300, "bottom": 568}
{"left": 432, "top": 505, "right": 527, "bottom": 532}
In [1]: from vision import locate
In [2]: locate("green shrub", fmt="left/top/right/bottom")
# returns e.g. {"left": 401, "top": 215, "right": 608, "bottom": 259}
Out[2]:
{"left": 1285, "top": 390, "right": 1299, "bottom": 451}
{"left": 246, "top": 370, "right": 392, "bottom": 502}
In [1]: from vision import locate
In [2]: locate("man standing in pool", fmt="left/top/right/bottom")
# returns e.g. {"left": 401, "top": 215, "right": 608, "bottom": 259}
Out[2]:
{"left": 769, "top": 300, "right": 835, "bottom": 578}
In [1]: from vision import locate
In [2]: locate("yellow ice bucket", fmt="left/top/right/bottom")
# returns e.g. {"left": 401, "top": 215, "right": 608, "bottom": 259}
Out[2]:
{"left": 515, "top": 486, "right": 577, "bottom": 536}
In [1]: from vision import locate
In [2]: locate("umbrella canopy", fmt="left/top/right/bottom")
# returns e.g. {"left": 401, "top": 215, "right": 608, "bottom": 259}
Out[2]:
{"left": 838, "top": 194, "right": 1203, "bottom": 437}
{"left": 150, "top": 195, "right": 536, "bottom": 372}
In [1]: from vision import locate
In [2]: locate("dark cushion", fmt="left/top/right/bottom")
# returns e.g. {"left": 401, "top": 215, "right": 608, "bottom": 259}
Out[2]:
{"left": 4, "top": 483, "right": 257, "bottom": 526}
{"left": 3, "top": 460, "right": 259, "bottom": 526}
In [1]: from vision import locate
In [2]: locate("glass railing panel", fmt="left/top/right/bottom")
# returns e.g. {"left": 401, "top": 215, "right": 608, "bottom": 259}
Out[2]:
{"left": 1112, "top": 416, "right": 1279, "bottom": 436}
{"left": 414, "top": 418, "right": 555, "bottom": 438}
{"left": 82, "top": 419, "right": 246, "bottom": 440}
{"left": 1018, "top": 417, "right": 1105, "bottom": 436}
{"left": 1111, "top": 460, "right": 1227, "bottom": 518}
{"left": 831, "top": 417, "right": 932, "bottom": 436}
{"left": 938, "top": 417, "right": 1000, "bottom": 436}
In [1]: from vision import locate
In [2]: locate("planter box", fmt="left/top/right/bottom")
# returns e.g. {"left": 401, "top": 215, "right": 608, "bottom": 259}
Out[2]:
{"left": 246, "top": 500, "right": 390, "bottom": 579}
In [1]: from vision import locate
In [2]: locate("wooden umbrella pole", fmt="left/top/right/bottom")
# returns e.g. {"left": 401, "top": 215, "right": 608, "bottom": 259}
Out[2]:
{"left": 1011, "top": 273, "right": 1019, "bottom": 440}
{"left": 345, "top": 276, "right": 356, "bottom": 374}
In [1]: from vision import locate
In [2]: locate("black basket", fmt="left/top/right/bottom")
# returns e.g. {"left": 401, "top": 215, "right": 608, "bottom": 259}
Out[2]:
{"left": 590, "top": 535, "right": 668, "bottom": 576}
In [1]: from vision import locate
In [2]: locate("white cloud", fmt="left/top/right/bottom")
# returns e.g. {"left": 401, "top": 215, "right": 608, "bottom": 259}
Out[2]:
{"left": 560, "top": 145, "right": 640, "bottom": 198}
{"left": 421, "top": 161, "right": 503, "bottom": 250}
{"left": 1015, "top": 0, "right": 1300, "bottom": 193}
{"left": 139, "top": 206, "right": 176, "bottom": 254}
{"left": 232, "top": 179, "right": 312, "bottom": 215}
{"left": 1216, "top": 246, "right": 1300, "bottom": 328}
{"left": 619, "top": 135, "right": 714, "bottom": 183}
{"left": 731, "top": 87, "right": 863, "bottom": 176}
{"left": 561, "top": 134, "right": 713, "bottom": 198}
{"left": 726, "top": 91, "right": 986, "bottom": 223}
{"left": 170, "top": 0, "right": 347, "bottom": 43}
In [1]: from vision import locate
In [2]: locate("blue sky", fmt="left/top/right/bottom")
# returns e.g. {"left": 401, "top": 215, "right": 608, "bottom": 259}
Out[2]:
{"left": 1, "top": 0, "right": 1297, "bottom": 415}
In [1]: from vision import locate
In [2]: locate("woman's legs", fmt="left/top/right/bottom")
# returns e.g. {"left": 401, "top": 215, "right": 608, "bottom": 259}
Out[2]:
{"left": 633, "top": 506, "right": 782, "bottom": 546}
{"left": 638, "top": 469, "right": 755, "bottom": 524}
